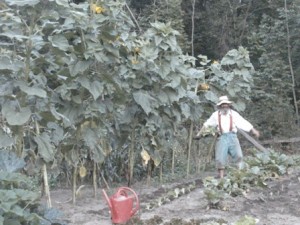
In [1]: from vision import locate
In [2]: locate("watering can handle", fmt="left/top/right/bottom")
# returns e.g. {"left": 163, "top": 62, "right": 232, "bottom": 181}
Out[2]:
{"left": 118, "top": 187, "right": 139, "bottom": 216}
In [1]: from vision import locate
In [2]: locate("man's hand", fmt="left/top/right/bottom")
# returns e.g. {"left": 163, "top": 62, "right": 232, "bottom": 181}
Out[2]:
{"left": 196, "top": 127, "right": 206, "bottom": 137}
{"left": 193, "top": 127, "right": 204, "bottom": 140}
{"left": 251, "top": 128, "right": 260, "bottom": 138}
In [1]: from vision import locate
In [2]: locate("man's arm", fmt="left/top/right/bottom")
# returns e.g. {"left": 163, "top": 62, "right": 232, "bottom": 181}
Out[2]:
{"left": 250, "top": 128, "right": 260, "bottom": 138}
{"left": 233, "top": 111, "right": 260, "bottom": 138}
{"left": 195, "top": 112, "right": 218, "bottom": 137}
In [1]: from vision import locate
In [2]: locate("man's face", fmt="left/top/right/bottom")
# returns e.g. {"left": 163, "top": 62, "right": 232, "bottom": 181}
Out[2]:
{"left": 220, "top": 104, "right": 230, "bottom": 114}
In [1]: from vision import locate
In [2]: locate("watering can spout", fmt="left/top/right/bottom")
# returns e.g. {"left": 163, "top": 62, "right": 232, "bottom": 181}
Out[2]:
{"left": 102, "top": 187, "right": 140, "bottom": 224}
{"left": 102, "top": 189, "right": 112, "bottom": 209}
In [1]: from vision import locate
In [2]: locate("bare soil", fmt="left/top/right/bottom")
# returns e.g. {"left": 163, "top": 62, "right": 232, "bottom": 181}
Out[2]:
{"left": 45, "top": 167, "right": 300, "bottom": 225}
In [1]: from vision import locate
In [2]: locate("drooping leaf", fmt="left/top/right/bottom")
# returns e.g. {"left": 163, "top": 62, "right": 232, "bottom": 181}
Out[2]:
{"left": 17, "top": 82, "right": 47, "bottom": 98}
{"left": 152, "top": 150, "right": 163, "bottom": 167}
{"left": 49, "top": 34, "right": 70, "bottom": 51}
{"left": 204, "top": 91, "right": 218, "bottom": 103}
{"left": 133, "top": 91, "right": 156, "bottom": 115}
{"left": 81, "top": 128, "right": 105, "bottom": 163}
{"left": 34, "top": 133, "right": 55, "bottom": 163}
{"left": 77, "top": 77, "right": 103, "bottom": 100}
{"left": 47, "top": 122, "right": 64, "bottom": 145}
{"left": 69, "top": 60, "right": 92, "bottom": 77}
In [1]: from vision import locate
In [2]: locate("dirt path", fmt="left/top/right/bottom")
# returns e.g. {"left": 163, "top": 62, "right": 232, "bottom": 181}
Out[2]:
{"left": 47, "top": 169, "right": 300, "bottom": 225}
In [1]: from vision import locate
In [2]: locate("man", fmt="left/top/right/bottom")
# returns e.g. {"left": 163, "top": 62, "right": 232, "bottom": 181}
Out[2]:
{"left": 196, "top": 96, "right": 260, "bottom": 178}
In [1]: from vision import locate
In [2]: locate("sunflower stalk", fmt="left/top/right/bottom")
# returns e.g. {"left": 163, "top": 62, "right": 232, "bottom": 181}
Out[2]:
{"left": 35, "top": 120, "right": 52, "bottom": 208}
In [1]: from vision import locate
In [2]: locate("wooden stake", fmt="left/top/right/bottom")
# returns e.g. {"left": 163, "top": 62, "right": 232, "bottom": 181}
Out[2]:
{"left": 93, "top": 162, "right": 97, "bottom": 198}
{"left": 72, "top": 166, "right": 77, "bottom": 205}
{"left": 35, "top": 120, "right": 52, "bottom": 208}
{"left": 42, "top": 164, "right": 52, "bottom": 208}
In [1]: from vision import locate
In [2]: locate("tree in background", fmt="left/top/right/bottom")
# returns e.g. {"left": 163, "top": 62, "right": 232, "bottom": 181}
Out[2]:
{"left": 246, "top": 2, "right": 300, "bottom": 137}
{"left": 129, "top": 0, "right": 189, "bottom": 52}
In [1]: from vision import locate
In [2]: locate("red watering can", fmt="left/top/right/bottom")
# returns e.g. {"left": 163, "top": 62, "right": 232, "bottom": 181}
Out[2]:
{"left": 102, "top": 187, "right": 140, "bottom": 224}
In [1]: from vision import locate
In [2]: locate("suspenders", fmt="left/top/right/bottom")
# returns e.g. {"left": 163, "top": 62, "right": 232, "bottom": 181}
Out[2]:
{"left": 218, "top": 111, "right": 233, "bottom": 134}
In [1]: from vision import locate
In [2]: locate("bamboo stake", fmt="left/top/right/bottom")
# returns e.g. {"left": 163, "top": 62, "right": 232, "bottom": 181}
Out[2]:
{"left": 42, "top": 164, "right": 52, "bottom": 208}
{"left": 147, "top": 162, "right": 151, "bottom": 186}
{"left": 196, "top": 140, "right": 201, "bottom": 173}
{"left": 93, "top": 161, "right": 97, "bottom": 198}
{"left": 171, "top": 143, "right": 175, "bottom": 175}
{"left": 201, "top": 136, "right": 217, "bottom": 173}
{"left": 72, "top": 166, "right": 77, "bottom": 205}
{"left": 187, "top": 0, "right": 197, "bottom": 176}
{"left": 128, "top": 126, "right": 136, "bottom": 186}
{"left": 187, "top": 123, "right": 193, "bottom": 176}
{"left": 35, "top": 120, "right": 52, "bottom": 208}
{"left": 159, "top": 162, "right": 163, "bottom": 183}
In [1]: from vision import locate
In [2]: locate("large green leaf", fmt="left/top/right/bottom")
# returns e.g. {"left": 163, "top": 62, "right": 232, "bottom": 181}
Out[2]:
{"left": 180, "top": 103, "right": 191, "bottom": 119}
{"left": 5, "top": 0, "right": 39, "bottom": 6}
{"left": 140, "top": 47, "right": 159, "bottom": 62}
{"left": 0, "top": 56, "right": 24, "bottom": 71}
{"left": 17, "top": 82, "right": 47, "bottom": 98}
{"left": 69, "top": 60, "right": 93, "bottom": 77}
{"left": 34, "top": 133, "right": 55, "bottom": 163}
{"left": 133, "top": 91, "right": 155, "bottom": 115}
{"left": 77, "top": 77, "right": 103, "bottom": 100}
{"left": 2, "top": 103, "right": 31, "bottom": 126}
{"left": 0, "top": 172, "right": 30, "bottom": 187}
{"left": 81, "top": 128, "right": 105, "bottom": 163}
{"left": 49, "top": 34, "right": 71, "bottom": 52}
{"left": 0, "top": 82, "right": 13, "bottom": 97}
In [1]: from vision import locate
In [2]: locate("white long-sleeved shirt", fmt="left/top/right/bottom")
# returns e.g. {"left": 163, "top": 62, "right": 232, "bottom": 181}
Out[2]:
{"left": 203, "top": 110, "right": 253, "bottom": 133}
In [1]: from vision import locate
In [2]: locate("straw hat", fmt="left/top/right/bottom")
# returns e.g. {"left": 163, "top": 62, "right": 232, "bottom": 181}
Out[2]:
{"left": 216, "top": 96, "right": 232, "bottom": 106}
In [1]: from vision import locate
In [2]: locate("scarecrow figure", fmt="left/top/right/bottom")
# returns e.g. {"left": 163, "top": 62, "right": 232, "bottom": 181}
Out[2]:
{"left": 196, "top": 96, "right": 260, "bottom": 178}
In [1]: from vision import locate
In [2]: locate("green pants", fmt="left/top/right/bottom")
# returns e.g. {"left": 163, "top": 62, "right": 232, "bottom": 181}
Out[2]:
{"left": 215, "top": 132, "right": 243, "bottom": 169}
